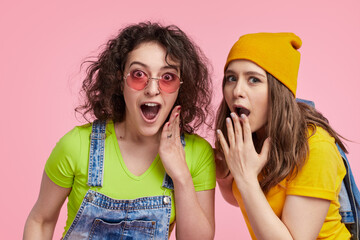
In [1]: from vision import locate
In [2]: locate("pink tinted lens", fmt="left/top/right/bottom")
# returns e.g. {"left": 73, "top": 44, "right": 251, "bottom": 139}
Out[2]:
{"left": 159, "top": 73, "right": 180, "bottom": 93}
{"left": 126, "top": 70, "right": 148, "bottom": 90}
{"left": 126, "top": 70, "right": 181, "bottom": 93}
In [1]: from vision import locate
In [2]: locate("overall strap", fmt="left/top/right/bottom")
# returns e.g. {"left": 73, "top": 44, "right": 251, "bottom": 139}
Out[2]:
{"left": 87, "top": 120, "right": 107, "bottom": 187}
{"left": 162, "top": 134, "right": 186, "bottom": 190}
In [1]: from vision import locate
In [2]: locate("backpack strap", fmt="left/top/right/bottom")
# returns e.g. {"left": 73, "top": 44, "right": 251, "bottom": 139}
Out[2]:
{"left": 337, "top": 144, "right": 360, "bottom": 239}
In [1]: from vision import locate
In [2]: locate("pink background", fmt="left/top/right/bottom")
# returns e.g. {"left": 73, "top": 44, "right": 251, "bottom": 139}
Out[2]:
{"left": 1, "top": 0, "right": 359, "bottom": 239}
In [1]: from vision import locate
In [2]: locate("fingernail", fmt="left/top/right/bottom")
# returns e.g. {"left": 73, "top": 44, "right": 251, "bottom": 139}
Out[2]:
{"left": 177, "top": 106, "right": 181, "bottom": 111}
{"left": 241, "top": 114, "right": 246, "bottom": 119}
{"left": 226, "top": 117, "right": 231, "bottom": 123}
{"left": 216, "top": 129, "right": 221, "bottom": 135}
{"left": 230, "top": 112, "right": 236, "bottom": 118}
{"left": 175, "top": 113, "right": 179, "bottom": 118}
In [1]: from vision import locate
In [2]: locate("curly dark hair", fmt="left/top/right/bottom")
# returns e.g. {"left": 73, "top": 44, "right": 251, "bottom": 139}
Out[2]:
{"left": 76, "top": 22, "right": 212, "bottom": 134}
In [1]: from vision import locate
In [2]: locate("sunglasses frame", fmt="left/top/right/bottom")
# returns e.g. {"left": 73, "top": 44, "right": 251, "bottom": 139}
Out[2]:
{"left": 124, "top": 70, "right": 183, "bottom": 93}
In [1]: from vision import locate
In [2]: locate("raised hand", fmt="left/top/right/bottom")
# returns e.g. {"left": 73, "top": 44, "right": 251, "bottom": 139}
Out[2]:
{"left": 216, "top": 113, "right": 270, "bottom": 186}
{"left": 159, "top": 105, "right": 190, "bottom": 181}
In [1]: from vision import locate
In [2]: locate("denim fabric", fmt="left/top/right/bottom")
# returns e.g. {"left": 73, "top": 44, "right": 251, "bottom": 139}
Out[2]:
{"left": 296, "top": 98, "right": 315, "bottom": 108}
{"left": 339, "top": 181, "right": 353, "bottom": 222}
{"left": 64, "top": 191, "right": 172, "bottom": 239}
{"left": 297, "top": 98, "right": 360, "bottom": 239}
{"left": 180, "top": 134, "right": 186, "bottom": 148}
{"left": 88, "top": 120, "right": 106, "bottom": 187}
{"left": 64, "top": 120, "right": 174, "bottom": 239}
{"left": 338, "top": 145, "right": 360, "bottom": 240}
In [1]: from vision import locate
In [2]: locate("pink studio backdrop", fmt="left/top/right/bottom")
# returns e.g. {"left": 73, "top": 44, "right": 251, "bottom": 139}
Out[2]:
{"left": 1, "top": 0, "right": 359, "bottom": 239}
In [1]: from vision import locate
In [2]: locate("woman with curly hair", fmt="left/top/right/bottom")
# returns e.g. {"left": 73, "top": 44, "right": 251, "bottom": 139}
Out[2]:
{"left": 24, "top": 22, "right": 215, "bottom": 240}
{"left": 215, "top": 33, "right": 351, "bottom": 239}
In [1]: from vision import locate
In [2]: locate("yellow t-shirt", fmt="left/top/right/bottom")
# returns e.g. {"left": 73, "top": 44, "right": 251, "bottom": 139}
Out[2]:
{"left": 232, "top": 127, "right": 351, "bottom": 239}
{"left": 45, "top": 120, "right": 216, "bottom": 236}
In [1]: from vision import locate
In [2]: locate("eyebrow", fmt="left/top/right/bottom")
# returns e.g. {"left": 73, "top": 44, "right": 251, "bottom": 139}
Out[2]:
{"left": 244, "top": 71, "right": 266, "bottom": 78}
{"left": 129, "top": 61, "right": 180, "bottom": 72}
{"left": 225, "top": 69, "right": 266, "bottom": 78}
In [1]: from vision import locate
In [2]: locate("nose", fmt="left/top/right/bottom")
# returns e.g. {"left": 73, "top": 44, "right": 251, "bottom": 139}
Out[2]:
{"left": 233, "top": 78, "right": 246, "bottom": 98}
{"left": 144, "top": 78, "right": 160, "bottom": 96}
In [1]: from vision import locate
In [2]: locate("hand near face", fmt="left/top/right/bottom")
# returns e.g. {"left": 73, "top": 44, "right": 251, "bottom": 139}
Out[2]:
{"left": 217, "top": 112, "right": 270, "bottom": 185}
{"left": 159, "top": 105, "right": 190, "bottom": 180}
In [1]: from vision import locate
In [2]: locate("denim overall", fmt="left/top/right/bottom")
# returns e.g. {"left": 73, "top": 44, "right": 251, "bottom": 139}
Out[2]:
{"left": 63, "top": 120, "right": 181, "bottom": 240}
{"left": 297, "top": 98, "right": 360, "bottom": 239}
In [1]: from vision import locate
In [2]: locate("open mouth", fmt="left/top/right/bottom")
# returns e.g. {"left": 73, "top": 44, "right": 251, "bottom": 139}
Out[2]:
{"left": 235, "top": 107, "right": 250, "bottom": 117}
{"left": 140, "top": 103, "right": 161, "bottom": 121}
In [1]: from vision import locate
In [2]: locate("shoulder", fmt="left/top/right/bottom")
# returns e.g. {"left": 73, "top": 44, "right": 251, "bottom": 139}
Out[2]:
{"left": 300, "top": 126, "right": 345, "bottom": 181}
{"left": 183, "top": 133, "right": 214, "bottom": 168}
{"left": 308, "top": 126, "right": 336, "bottom": 145}
{"left": 184, "top": 133, "right": 213, "bottom": 150}
{"left": 307, "top": 126, "right": 341, "bottom": 157}
{"left": 306, "top": 126, "right": 342, "bottom": 161}
{"left": 286, "top": 126, "right": 346, "bottom": 200}
{"left": 183, "top": 133, "right": 214, "bottom": 158}
{"left": 48, "top": 123, "right": 93, "bottom": 168}
{"left": 57, "top": 123, "right": 92, "bottom": 150}
{"left": 183, "top": 133, "right": 216, "bottom": 190}
{"left": 45, "top": 123, "right": 92, "bottom": 187}
{"left": 60, "top": 120, "right": 114, "bottom": 143}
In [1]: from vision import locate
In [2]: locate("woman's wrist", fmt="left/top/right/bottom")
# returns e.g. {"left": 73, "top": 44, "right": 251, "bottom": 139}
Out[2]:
{"left": 233, "top": 174, "right": 261, "bottom": 193}
{"left": 172, "top": 170, "right": 193, "bottom": 188}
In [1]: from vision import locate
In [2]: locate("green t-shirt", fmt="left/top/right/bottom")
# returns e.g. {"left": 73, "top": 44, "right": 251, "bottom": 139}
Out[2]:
{"left": 45, "top": 120, "right": 216, "bottom": 236}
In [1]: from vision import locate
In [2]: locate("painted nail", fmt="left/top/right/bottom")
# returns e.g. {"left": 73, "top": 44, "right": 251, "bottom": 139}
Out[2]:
{"left": 175, "top": 113, "right": 179, "bottom": 118}
{"left": 230, "top": 112, "right": 236, "bottom": 118}
{"left": 226, "top": 117, "right": 231, "bottom": 123}
{"left": 241, "top": 114, "right": 246, "bottom": 119}
{"left": 216, "top": 129, "right": 221, "bottom": 135}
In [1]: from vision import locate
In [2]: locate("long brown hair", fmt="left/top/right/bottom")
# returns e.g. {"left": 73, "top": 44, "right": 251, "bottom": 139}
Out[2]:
{"left": 215, "top": 72, "right": 347, "bottom": 194}
{"left": 76, "top": 22, "right": 212, "bottom": 134}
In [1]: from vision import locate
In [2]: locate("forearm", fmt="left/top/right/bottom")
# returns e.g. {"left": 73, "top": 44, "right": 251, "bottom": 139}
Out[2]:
{"left": 234, "top": 177, "right": 292, "bottom": 240}
{"left": 216, "top": 173, "right": 239, "bottom": 206}
{"left": 23, "top": 212, "right": 57, "bottom": 240}
{"left": 173, "top": 175, "right": 214, "bottom": 240}
{"left": 23, "top": 172, "right": 69, "bottom": 240}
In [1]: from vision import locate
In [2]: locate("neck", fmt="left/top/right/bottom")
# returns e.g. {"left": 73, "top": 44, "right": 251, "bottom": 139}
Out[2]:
{"left": 254, "top": 125, "right": 268, "bottom": 153}
{"left": 255, "top": 126, "right": 267, "bottom": 141}
{"left": 115, "top": 119, "right": 161, "bottom": 145}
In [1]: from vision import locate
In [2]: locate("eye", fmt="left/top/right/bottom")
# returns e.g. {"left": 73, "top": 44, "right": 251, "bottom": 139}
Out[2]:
{"left": 249, "top": 77, "right": 260, "bottom": 84}
{"left": 225, "top": 75, "right": 237, "bottom": 82}
{"left": 162, "top": 73, "right": 177, "bottom": 81}
{"left": 131, "top": 70, "right": 147, "bottom": 79}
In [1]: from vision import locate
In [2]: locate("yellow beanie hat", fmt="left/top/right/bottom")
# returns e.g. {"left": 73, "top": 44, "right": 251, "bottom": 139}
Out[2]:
{"left": 225, "top": 32, "right": 302, "bottom": 96}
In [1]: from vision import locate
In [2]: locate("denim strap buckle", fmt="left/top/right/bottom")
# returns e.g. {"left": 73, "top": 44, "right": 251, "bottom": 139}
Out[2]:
{"left": 90, "top": 132, "right": 106, "bottom": 140}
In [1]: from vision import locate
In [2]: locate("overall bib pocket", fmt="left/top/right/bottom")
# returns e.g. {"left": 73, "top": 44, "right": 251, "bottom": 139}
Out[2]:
{"left": 89, "top": 219, "right": 156, "bottom": 240}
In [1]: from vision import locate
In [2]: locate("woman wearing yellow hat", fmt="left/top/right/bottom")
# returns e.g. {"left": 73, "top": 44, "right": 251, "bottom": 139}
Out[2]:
{"left": 215, "top": 33, "right": 351, "bottom": 239}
